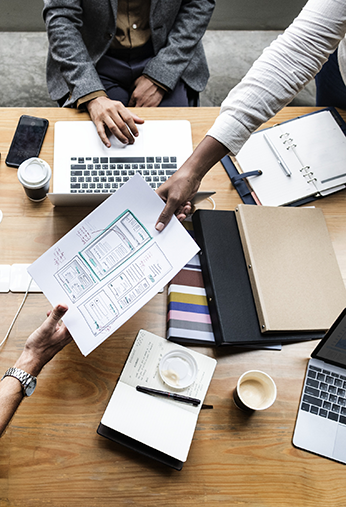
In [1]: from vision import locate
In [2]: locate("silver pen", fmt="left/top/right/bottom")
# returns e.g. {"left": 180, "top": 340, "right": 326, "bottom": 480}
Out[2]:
{"left": 263, "top": 133, "right": 292, "bottom": 177}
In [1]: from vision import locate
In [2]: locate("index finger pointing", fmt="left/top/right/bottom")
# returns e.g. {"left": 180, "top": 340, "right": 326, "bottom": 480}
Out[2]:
{"left": 155, "top": 200, "right": 178, "bottom": 232}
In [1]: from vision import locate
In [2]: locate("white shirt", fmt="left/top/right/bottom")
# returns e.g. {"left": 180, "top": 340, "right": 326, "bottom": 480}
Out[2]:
{"left": 208, "top": 0, "right": 346, "bottom": 155}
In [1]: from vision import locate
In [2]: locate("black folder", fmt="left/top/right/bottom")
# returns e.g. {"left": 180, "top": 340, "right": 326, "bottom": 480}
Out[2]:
{"left": 192, "top": 209, "right": 323, "bottom": 346}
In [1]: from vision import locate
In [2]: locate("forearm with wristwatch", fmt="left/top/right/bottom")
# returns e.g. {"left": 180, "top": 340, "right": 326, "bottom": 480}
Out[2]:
{"left": 0, "top": 358, "right": 38, "bottom": 437}
{"left": 2, "top": 367, "right": 37, "bottom": 396}
{"left": 0, "top": 303, "right": 71, "bottom": 437}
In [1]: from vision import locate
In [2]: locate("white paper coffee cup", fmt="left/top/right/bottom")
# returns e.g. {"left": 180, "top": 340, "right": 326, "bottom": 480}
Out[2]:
{"left": 17, "top": 157, "right": 51, "bottom": 202}
{"left": 233, "top": 370, "right": 277, "bottom": 411}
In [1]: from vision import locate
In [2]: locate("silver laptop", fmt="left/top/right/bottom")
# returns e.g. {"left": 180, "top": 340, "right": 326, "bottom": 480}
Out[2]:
{"left": 48, "top": 120, "right": 193, "bottom": 206}
{"left": 293, "top": 308, "right": 346, "bottom": 464}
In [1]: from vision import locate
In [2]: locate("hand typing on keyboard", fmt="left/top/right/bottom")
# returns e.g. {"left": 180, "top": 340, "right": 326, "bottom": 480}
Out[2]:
{"left": 86, "top": 96, "right": 145, "bottom": 147}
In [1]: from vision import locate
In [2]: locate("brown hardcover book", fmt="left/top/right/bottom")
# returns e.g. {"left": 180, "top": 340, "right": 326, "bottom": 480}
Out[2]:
{"left": 235, "top": 204, "right": 346, "bottom": 333}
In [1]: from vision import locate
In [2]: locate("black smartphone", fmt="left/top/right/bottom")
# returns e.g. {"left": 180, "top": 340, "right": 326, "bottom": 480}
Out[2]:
{"left": 5, "top": 115, "right": 49, "bottom": 168}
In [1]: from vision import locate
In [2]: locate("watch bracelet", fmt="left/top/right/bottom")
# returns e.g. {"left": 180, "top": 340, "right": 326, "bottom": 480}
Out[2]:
{"left": 1, "top": 367, "right": 37, "bottom": 388}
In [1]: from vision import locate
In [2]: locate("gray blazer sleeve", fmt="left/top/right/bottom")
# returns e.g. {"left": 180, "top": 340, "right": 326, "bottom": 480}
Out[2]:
{"left": 43, "top": 0, "right": 108, "bottom": 105}
{"left": 145, "top": 0, "right": 215, "bottom": 92}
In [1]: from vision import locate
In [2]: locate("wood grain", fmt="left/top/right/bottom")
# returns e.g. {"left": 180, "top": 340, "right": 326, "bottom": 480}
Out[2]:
{"left": 0, "top": 107, "right": 345, "bottom": 507}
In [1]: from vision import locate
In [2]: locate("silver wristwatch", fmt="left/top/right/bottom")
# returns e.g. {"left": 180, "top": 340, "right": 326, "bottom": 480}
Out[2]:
{"left": 1, "top": 367, "right": 37, "bottom": 397}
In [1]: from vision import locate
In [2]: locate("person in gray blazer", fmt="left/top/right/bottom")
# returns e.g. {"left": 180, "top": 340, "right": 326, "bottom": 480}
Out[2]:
{"left": 43, "top": 0, "right": 215, "bottom": 147}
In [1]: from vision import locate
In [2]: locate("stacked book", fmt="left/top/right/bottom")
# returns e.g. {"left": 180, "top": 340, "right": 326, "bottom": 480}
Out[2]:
{"left": 189, "top": 205, "right": 346, "bottom": 347}
{"left": 166, "top": 220, "right": 215, "bottom": 345}
{"left": 167, "top": 206, "right": 346, "bottom": 347}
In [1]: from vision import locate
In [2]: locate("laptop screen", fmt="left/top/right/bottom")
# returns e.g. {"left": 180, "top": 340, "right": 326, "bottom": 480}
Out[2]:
{"left": 312, "top": 308, "right": 346, "bottom": 368}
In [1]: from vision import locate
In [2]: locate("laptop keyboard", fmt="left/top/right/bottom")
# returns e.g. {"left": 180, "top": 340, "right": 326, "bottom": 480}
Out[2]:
{"left": 300, "top": 365, "right": 346, "bottom": 424}
{"left": 69, "top": 156, "right": 178, "bottom": 193}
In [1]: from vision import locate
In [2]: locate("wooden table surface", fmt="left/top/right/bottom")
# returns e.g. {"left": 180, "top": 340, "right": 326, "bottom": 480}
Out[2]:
{"left": 0, "top": 107, "right": 345, "bottom": 507}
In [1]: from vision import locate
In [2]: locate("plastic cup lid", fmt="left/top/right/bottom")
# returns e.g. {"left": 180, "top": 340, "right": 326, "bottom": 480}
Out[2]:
{"left": 17, "top": 158, "right": 51, "bottom": 188}
{"left": 159, "top": 349, "right": 198, "bottom": 389}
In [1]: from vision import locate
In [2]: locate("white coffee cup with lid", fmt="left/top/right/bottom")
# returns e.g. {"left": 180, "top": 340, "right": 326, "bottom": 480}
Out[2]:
{"left": 17, "top": 157, "right": 51, "bottom": 202}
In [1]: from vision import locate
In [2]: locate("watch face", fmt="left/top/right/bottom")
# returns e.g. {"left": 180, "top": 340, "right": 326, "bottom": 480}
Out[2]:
{"left": 25, "top": 378, "right": 37, "bottom": 397}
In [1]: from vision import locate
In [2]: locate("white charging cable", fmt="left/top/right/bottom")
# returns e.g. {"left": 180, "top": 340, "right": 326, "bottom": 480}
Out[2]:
{"left": 207, "top": 197, "right": 216, "bottom": 210}
{"left": 0, "top": 278, "right": 32, "bottom": 349}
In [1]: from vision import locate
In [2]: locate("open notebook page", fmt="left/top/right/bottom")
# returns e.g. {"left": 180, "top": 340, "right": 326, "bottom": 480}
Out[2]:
{"left": 101, "top": 330, "right": 216, "bottom": 462}
{"left": 237, "top": 109, "right": 346, "bottom": 206}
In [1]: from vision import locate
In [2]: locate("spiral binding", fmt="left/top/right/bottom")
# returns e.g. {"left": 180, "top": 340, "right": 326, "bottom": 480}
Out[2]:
{"left": 279, "top": 132, "right": 317, "bottom": 184}
{"left": 280, "top": 132, "right": 297, "bottom": 149}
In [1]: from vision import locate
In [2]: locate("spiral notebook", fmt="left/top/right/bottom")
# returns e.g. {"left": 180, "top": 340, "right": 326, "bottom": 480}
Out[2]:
{"left": 235, "top": 108, "right": 346, "bottom": 206}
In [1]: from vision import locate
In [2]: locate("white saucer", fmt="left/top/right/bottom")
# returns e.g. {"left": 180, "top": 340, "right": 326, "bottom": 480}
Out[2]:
{"left": 159, "top": 349, "right": 197, "bottom": 389}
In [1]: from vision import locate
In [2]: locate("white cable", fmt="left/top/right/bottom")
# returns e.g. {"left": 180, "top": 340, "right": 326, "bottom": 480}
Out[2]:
{"left": 0, "top": 278, "right": 32, "bottom": 348}
{"left": 207, "top": 197, "right": 216, "bottom": 210}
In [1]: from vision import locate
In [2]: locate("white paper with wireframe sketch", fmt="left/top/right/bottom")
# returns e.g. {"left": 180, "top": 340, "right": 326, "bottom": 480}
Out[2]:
{"left": 28, "top": 174, "right": 199, "bottom": 355}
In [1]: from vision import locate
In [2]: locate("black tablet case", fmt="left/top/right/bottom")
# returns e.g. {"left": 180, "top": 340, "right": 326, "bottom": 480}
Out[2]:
{"left": 192, "top": 209, "right": 323, "bottom": 346}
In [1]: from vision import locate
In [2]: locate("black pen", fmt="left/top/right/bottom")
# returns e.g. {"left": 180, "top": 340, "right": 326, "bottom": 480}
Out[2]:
{"left": 136, "top": 385, "right": 201, "bottom": 407}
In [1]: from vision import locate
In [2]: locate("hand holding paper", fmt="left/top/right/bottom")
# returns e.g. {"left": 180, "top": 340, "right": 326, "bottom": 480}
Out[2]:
{"left": 28, "top": 175, "right": 199, "bottom": 355}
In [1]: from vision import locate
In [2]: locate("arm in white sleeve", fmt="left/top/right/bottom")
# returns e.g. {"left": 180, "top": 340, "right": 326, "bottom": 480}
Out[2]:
{"left": 208, "top": 0, "right": 346, "bottom": 155}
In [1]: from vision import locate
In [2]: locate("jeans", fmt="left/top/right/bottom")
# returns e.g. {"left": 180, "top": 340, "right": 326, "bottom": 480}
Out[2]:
{"left": 96, "top": 41, "right": 189, "bottom": 107}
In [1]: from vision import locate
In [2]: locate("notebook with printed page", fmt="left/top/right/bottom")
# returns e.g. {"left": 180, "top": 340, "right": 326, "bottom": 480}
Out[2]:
{"left": 97, "top": 329, "right": 216, "bottom": 470}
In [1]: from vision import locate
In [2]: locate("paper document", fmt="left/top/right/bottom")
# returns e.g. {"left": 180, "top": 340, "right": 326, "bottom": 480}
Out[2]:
{"left": 28, "top": 174, "right": 199, "bottom": 355}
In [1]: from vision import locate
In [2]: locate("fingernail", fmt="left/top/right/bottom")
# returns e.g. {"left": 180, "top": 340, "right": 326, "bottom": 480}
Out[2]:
{"left": 156, "top": 222, "right": 165, "bottom": 232}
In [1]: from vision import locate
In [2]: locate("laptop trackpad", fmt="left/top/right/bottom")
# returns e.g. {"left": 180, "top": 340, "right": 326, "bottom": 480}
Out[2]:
{"left": 333, "top": 424, "right": 346, "bottom": 463}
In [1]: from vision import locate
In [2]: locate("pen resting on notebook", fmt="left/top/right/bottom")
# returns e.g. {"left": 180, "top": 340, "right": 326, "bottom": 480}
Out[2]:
{"left": 136, "top": 385, "right": 201, "bottom": 406}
